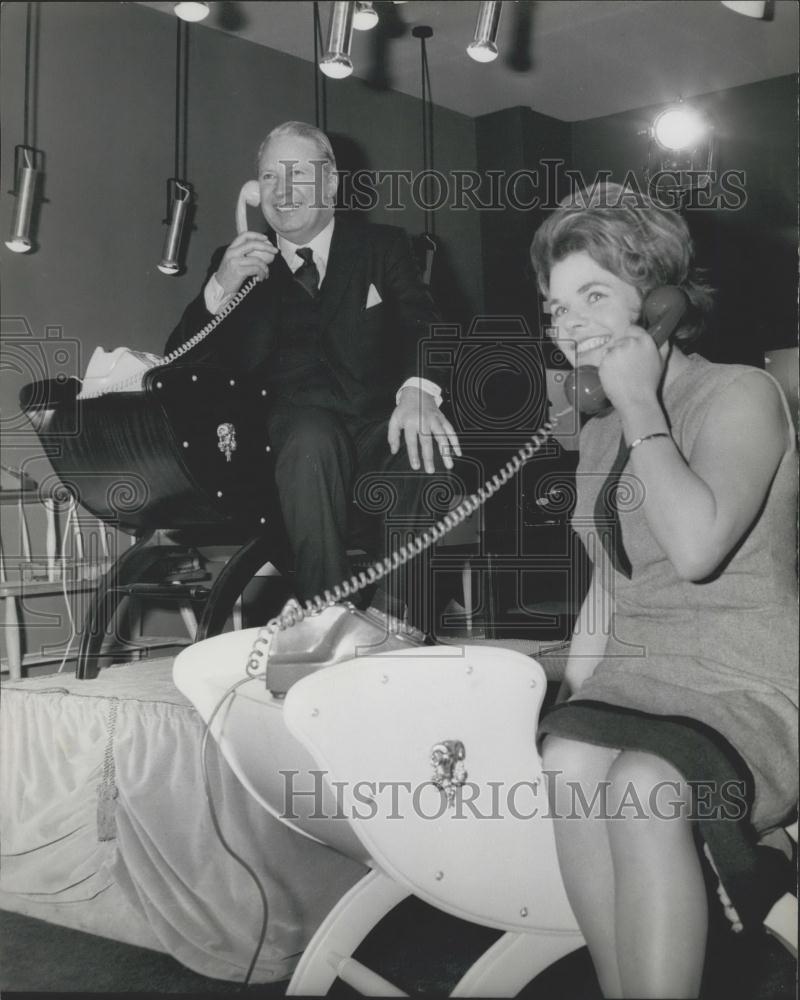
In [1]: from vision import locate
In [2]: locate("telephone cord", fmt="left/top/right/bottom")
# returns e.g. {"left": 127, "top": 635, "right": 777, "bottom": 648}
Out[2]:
{"left": 77, "top": 277, "right": 260, "bottom": 400}
{"left": 245, "top": 407, "right": 570, "bottom": 674}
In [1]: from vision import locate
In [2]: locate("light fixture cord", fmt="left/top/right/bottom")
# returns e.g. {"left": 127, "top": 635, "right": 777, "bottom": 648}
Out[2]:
{"left": 23, "top": 2, "right": 32, "bottom": 149}
{"left": 419, "top": 32, "right": 435, "bottom": 237}
{"left": 313, "top": 2, "right": 327, "bottom": 131}
{"left": 174, "top": 19, "right": 189, "bottom": 181}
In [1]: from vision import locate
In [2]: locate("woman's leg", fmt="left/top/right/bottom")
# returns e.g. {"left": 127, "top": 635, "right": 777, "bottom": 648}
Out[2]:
{"left": 542, "top": 735, "right": 623, "bottom": 998}
{"left": 606, "top": 751, "right": 707, "bottom": 999}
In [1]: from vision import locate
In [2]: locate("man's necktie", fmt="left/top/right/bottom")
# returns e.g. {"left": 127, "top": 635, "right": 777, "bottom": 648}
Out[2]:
{"left": 294, "top": 247, "right": 320, "bottom": 298}
{"left": 594, "top": 434, "right": 633, "bottom": 579}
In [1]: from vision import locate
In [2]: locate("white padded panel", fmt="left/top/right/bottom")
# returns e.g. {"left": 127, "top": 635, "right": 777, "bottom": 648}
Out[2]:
{"left": 284, "top": 645, "right": 580, "bottom": 934}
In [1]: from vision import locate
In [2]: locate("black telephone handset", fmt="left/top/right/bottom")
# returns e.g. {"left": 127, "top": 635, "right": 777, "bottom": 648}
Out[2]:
{"left": 563, "top": 286, "right": 688, "bottom": 416}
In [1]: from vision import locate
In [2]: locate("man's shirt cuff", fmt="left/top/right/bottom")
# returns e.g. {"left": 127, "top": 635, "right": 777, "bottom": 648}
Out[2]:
{"left": 396, "top": 378, "right": 442, "bottom": 408}
{"left": 204, "top": 273, "right": 235, "bottom": 314}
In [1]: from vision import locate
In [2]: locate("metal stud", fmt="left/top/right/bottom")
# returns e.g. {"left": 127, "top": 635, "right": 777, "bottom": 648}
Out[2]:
{"left": 311, "top": 708, "right": 319, "bottom": 717}
{"left": 381, "top": 674, "right": 389, "bottom": 684}
{"left": 192, "top": 374, "right": 198, "bottom": 382}
{"left": 520, "top": 906, "right": 528, "bottom": 917}
{"left": 155, "top": 381, "right": 163, "bottom": 389}
{"left": 229, "top": 379, "right": 236, "bottom": 386}
{"left": 434, "top": 871, "right": 444, "bottom": 881}
{"left": 182, "top": 441, "right": 189, "bottom": 448}
{"left": 216, "top": 490, "right": 223, "bottom": 498}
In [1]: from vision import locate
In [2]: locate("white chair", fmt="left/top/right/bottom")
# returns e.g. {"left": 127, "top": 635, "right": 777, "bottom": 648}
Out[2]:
{"left": 174, "top": 633, "right": 584, "bottom": 996}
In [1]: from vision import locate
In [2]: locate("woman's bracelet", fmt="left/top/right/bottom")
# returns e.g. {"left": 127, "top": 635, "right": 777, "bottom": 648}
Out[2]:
{"left": 628, "top": 431, "right": 671, "bottom": 452}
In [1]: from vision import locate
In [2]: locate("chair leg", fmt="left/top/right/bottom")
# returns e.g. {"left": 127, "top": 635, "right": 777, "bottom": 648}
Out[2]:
{"left": 288, "top": 870, "right": 410, "bottom": 996}
{"left": 196, "top": 532, "right": 287, "bottom": 641}
{"left": 76, "top": 532, "right": 159, "bottom": 678}
{"left": 451, "top": 929, "right": 584, "bottom": 998}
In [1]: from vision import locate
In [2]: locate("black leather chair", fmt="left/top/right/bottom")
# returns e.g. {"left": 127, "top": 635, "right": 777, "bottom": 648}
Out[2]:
{"left": 20, "top": 363, "right": 290, "bottom": 678}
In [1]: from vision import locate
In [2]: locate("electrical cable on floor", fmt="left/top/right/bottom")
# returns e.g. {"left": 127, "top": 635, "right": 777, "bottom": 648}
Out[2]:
{"left": 199, "top": 673, "right": 271, "bottom": 988}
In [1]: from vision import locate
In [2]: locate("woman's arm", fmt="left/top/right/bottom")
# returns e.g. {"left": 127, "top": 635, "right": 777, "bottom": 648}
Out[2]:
{"left": 600, "top": 333, "right": 789, "bottom": 581}
{"left": 558, "top": 565, "right": 612, "bottom": 700}
{"left": 619, "top": 371, "right": 788, "bottom": 581}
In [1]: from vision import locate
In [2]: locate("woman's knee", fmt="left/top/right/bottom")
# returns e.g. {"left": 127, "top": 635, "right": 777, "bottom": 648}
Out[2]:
{"left": 606, "top": 751, "right": 692, "bottom": 821}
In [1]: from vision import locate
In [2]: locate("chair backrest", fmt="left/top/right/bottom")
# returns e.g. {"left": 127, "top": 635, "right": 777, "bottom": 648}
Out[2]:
{"left": 283, "top": 644, "right": 580, "bottom": 935}
{"left": 20, "top": 364, "right": 275, "bottom": 532}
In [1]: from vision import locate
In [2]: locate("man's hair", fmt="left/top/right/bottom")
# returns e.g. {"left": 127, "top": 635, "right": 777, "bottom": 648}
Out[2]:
{"left": 529, "top": 183, "right": 713, "bottom": 343}
{"left": 256, "top": 121, "right": 337, "bottom": 171}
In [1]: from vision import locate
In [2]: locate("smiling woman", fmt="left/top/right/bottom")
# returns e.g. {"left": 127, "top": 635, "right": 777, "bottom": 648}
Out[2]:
{"left": 531, "top": 182, "right": 797, "bottom": 1000}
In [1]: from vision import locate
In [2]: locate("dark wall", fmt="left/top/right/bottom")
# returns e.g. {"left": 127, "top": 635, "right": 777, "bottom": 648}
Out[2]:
{"left": 475, "top": 106, "right": 571, "bottom": 332}
{"left": 1, "top": 2, "right": 481, "bottom": 469}
{"left": 570, "top": 74, "right": 799, "bottom": 365}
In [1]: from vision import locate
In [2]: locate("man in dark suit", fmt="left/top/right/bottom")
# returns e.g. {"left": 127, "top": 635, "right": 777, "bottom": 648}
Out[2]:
{"left": 167, "top": 121, "right": 461, "bottom": 623}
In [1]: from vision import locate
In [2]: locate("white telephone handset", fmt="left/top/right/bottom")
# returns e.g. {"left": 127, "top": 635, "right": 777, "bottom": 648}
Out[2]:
{"left": 236, "top": 180, "right": 261, "bottom": 235}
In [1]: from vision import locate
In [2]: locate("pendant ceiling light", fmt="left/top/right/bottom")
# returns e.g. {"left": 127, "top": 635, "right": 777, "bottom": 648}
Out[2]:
{"left": 320, "top": 1, "right": 355, "bottom": 79}
{"left": 5, "top": 4, "right": 44, "bottom": 254}
{"left": 158, "top": 19, "right": 194, "bottom": 275}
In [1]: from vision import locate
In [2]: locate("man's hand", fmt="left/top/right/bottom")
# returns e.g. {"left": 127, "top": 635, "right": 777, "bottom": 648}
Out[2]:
{"left": 215, "top": 232, "right": 277, "bottom": 296}
{"left": 388, "top": 387, "right": 462, "bottom": 474}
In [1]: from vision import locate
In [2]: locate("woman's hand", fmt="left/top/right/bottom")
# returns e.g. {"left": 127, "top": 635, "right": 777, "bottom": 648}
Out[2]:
{"left": 597, "top": 326, "right": 665, "bottom": 414}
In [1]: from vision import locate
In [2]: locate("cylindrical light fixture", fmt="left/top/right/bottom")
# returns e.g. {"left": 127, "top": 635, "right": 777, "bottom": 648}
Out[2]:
{"left": 320, "top": 1, "right": 355, "bottom": 78}
{"left": 174, "top": 2, "right": 209, "bottom": 22}
{"left": 467, "top": 1, "right": 503, "bottom": 63}
{"left": 5, "top": 146, "right": 40, "bottom": 253}
{"left": 353, "top": 1, "right": 378, "bottom": 30}
{"left": 720, "top": 1, "right": 766, "bottom": 16}
{"left": 158, "top": 19, "right": 193, "bottom": 275}
{"left": 158, "top": 180, "right": 193, "bottom": 274}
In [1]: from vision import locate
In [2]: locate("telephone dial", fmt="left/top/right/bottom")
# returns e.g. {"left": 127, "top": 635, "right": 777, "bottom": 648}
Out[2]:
{"left": 562, "top": 285, "right": 688, "bottom": 415}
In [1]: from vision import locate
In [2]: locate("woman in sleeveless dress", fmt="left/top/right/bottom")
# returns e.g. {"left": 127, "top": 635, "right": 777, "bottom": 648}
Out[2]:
{"left": 529, "top": 184, "right": 797, "bottom": 998}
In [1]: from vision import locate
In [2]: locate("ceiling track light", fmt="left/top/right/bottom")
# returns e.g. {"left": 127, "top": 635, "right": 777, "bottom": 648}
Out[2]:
{"left": 174, "top": 2, "right": 209, "bottom": 22}
{"left": 467, "top": 1, "right": 503, "bottom": 63}
{"left": 320, "top": 1, "right": 355, "bottom": 78}
{"left": 353, "top": 1, "right": 378, "bottom": 31}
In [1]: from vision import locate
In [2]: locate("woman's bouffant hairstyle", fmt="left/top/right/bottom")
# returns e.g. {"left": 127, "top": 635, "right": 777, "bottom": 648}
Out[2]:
{"left": 529, "top": 183, "right": 713, "bottom": 344}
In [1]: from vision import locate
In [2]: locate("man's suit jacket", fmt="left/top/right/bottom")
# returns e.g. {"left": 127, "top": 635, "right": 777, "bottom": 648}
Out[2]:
{"left": 165, "top": 216, "right": 440, "bottom": 419}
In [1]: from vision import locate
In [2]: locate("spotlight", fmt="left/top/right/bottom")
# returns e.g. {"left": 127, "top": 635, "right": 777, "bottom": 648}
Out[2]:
{"left": 467, "top": 1, "right": 503, "bottom": 63}
{"left": 652, "top": 105, "right": 709, "bottom": 152}
{"left": 174, "top": 2, "right": 209, "bottom": 22}
{"left": 158, "top": 180, "right": 193, "bottom": 275}
{"left": 5, "top": 147, "right": 40, "bottom": 254}
{"left": 353, "top": 1, "right": 378, "bottom": 30}
{"left": 643, "top": 102, "right": 715, "bottom": 204}
{"left": 720, "top": 0, "right": 766, "bottom": 16}
{"left": 320, "top": 1, "right": 355, "bottom": 78}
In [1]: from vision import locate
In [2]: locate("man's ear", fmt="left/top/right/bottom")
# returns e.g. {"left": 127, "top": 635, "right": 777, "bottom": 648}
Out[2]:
{"left": 327, "top": 167, "right": 340, "bottom": 204}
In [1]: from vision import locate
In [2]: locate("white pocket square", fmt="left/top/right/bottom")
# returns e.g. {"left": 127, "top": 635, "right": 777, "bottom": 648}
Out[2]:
{"left": 366, "top": 284, "right": 382, "bottom": 308}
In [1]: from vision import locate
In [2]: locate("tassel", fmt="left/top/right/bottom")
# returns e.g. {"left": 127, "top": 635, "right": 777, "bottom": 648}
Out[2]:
{"left": 96, "top": 781, "right": 119, "bottom": 842}
{"left": 96, "top": 699, "right": 119, "bottom": 842}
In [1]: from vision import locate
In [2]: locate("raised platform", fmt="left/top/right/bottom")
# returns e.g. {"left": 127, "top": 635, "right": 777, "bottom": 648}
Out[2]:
{"left": 0, "top": 657, "right": 366, "bottom": 984}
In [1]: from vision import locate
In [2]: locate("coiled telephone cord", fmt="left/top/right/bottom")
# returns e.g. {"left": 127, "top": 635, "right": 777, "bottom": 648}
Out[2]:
{"left": 245, "top": 409, "right": 568, "bottom": 675}
{"left": 78, "top": 277, "right": 260, "bottom": 399}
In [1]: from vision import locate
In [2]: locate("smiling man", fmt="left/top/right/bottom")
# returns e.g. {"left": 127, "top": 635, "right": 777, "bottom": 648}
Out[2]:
{"left": 166, "top": 121, "right": 459, "bottom": 623}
